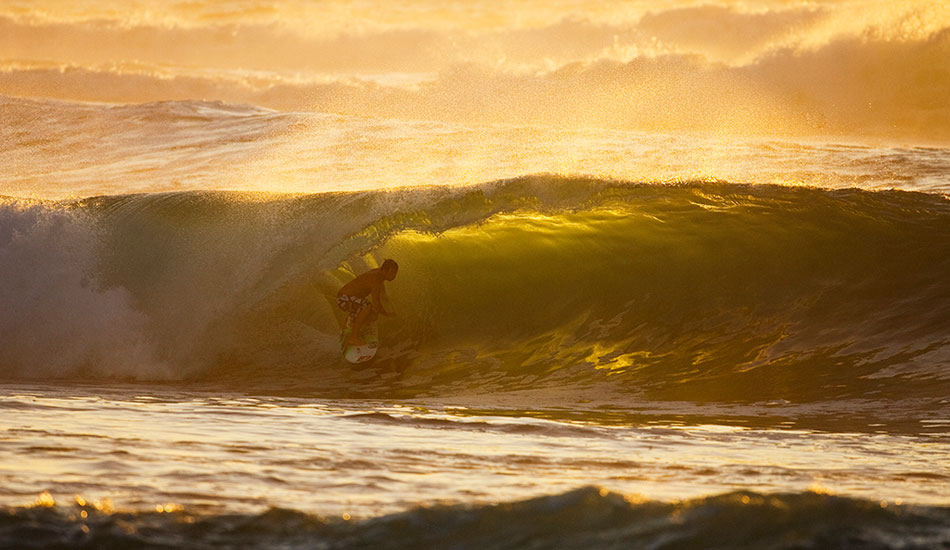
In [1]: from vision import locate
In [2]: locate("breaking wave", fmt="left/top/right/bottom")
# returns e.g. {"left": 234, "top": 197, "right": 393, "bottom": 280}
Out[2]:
{"left": 1, "top": 178, "right": 948, "bottom": 402}
{"left": 1, "top": 2, "right": 948, "bottom": 141}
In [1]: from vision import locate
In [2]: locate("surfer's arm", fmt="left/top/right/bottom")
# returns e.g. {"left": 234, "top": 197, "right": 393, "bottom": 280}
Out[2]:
{"left": 371, "top": 280, "right": 395, "bottom": 316}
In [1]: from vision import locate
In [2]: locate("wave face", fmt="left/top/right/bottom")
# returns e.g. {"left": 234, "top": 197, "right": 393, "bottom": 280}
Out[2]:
{"left": 3, "top": 488, "right": 948, "bottom": 550}
{"left": 1, "top": 178, "right": 949, "bottom": 402}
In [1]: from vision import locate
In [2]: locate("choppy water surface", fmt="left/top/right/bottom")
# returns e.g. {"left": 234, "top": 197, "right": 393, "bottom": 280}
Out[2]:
{"left": 1, "top": 383, "right": 948, "bottom": 548}
{"left": 4, "top": 96, "right": 950, "bottom": 199}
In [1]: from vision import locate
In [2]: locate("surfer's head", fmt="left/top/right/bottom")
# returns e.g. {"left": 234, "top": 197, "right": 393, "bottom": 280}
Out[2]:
{"left": 381, "top": 259, "right": 399, "bottom": 280}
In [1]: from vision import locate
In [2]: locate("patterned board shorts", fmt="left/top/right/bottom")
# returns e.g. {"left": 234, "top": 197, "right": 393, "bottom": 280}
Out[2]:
{"left": 337, "top": 294, "right": 372, "bottom": 316}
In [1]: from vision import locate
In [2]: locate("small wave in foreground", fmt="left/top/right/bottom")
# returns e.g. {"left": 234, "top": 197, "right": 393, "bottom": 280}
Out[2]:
{"left": 3, "top": 487, "right": 948, "bottom": 550}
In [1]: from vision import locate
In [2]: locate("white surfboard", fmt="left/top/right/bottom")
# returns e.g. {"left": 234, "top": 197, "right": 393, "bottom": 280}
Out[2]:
{"left": 340, "top": 316, "right": 379, "bottom": 363}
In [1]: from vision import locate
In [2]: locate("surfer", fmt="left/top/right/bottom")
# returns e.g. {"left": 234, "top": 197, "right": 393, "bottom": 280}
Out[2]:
{"left": 337, "top": 259, "right": 398, "bottom": 346}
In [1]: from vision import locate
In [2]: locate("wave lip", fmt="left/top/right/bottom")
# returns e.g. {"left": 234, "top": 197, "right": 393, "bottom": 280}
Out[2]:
{"left": 2, "top": 488, "right": 948, "bottom": 549}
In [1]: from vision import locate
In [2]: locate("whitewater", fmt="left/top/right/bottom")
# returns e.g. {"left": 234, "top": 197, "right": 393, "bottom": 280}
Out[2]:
{"left": 2, "top": 0, "right": 950, "bottom": 547}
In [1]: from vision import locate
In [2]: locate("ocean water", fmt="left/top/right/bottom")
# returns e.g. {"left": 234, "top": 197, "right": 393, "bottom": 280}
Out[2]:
{"left": 2, "top": 96, "right": 949, "bottom": 548}
{"left": 2, "top": 385, "right": 949, "bottom": 549}
{"left": 2, "top": 1, "right": 950, "bottom": 547}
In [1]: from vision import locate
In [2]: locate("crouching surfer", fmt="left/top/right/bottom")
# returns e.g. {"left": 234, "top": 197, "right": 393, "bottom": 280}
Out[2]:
{"left": 337, "top": 259, "right": 398, "bottom": 346}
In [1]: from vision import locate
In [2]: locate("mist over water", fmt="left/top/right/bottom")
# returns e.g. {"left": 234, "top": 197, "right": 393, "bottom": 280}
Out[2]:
{"left": 1, "top": 0, "right": 948, "bottom": 141}
{"left": 3, "top": 95, "right": 950, "bottom": 199}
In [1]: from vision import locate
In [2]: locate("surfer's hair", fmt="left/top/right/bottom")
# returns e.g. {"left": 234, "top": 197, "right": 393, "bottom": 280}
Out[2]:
{"left": 381, "top": 259, "right": 398, "bottom": 272}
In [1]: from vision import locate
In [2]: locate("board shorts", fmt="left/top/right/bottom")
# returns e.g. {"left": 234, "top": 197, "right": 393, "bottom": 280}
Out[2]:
{"left": 337, "top": 294, "right": 372, "bottom": 316}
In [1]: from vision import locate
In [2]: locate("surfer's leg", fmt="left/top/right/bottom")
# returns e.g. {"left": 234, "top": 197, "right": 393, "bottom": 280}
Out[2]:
{"left": 346, "top": 303, "right": 372, "bottom": 346}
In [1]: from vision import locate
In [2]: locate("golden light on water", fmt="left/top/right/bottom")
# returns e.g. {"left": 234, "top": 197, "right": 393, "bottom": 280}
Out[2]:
{"left": 31, "top": 491, "right": 55, "bottom": 508}
{"left": 2, "top": 0, "right": 947, "bottom": 198}
{"left": 155, "top": 503, "right": 184, "bottom": 514}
